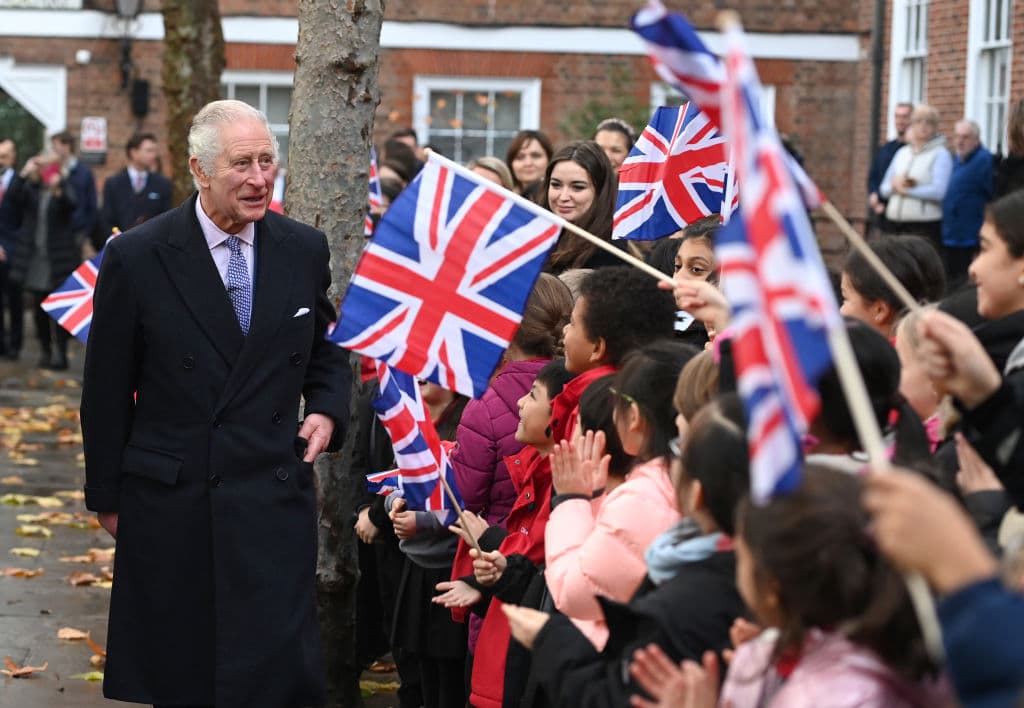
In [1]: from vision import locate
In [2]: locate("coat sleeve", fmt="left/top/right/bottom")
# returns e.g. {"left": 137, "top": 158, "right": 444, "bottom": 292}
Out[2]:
{"left": 544, "top": 483, "right": 677, "bottom": 621}
{"left": 300, "top": 231, "right": 352, "bottom": 451}
{"left": 81, "top": 240, "right": 141, "bottom": 512}
{"left": 450, "top": 400, "right": 499, "bottom": 514}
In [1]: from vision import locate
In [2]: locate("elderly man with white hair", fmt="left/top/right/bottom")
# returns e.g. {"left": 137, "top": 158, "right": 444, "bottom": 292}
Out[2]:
{"left": 81, "top": 99, "right": 351, "bottom": 708}
{"left": 942, "top": 119, "right": 994, "bottom": 289}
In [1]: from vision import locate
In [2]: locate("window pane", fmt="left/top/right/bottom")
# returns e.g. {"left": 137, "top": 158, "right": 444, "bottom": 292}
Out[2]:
{"left": 494, "top": 91, "right": 522, "bottom": 131}
{"left": 267, "top": 86, "right": 292, "bottom": 124}
{"left": 427, "top": 135, "right": 457, "bottom": 161}
{"left": 463, "top": 91, "right": 490, "bottom": 130}
{"left": 492, "top": 136, "right": 514, "bottom": 162}
{"left": 276, "top": 132, "right": 289, "bottom": 167}
{"left": 235, "top": 85, "right": 260, "bottom": 108}
{"left": 460, "top": 136, "right": 488, "bottom": 165}
{"left": 430, "top": 91, "right": 459, "bottom": 130}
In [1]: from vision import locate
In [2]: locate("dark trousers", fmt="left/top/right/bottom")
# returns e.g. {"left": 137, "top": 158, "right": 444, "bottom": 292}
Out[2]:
{"left": 29, "top": 289, "right": 68, "bottom": 357}
{"left": 943, "top": 245, "right": 976, "bottom": 293}
{"left": 419, "top": 654, "right": 466, "bottom": 708}
{"left": 6, "top": 279, "right": 23, "bottom": 354}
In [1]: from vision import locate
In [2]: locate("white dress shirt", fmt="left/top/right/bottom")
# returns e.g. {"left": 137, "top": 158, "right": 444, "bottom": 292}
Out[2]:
{"left": 195, "top": 196, "right": 255, "bottom": 288}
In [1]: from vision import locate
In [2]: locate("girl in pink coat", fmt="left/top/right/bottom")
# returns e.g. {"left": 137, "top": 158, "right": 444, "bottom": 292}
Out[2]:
{"left": 545, "top": 340, "right": 698, "bottom": 649}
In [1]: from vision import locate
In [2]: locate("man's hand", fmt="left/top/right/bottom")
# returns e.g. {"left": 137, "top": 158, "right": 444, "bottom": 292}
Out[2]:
{"left": 354, "top": 507, "right": 379, "bottom": 544}
{"left": 97, "top": 511, "right": 118, "bottom": 539}
{"left": 298, "top": 413, "right": 334, "bottom": 462}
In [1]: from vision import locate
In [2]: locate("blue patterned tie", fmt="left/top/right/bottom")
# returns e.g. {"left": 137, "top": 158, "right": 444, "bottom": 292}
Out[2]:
{"left": 224, "top": 236, "right": 252, "bottom": 335}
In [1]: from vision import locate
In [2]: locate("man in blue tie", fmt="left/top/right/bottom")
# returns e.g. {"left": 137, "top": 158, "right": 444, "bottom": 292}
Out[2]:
{"left": 99, "top": 132, "right": 173, "bottom": 248}
{"left": 80, "top": 100, "right": 351, "bottom": 708}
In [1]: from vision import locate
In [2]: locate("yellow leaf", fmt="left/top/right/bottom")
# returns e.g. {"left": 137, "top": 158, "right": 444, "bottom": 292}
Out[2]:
{"left": 1, "top": 476, "right": 25, "bottom": 485}
{"left": 93, "top": 580, "right": 113, "bottom": 589}
{"left": 10, "top": 548, "right": 40, "bottom": 558}
{"left": 15, "top": 525, "right": 52, "bottom": 538}
{"left": 89, "top": 654, "right": 105, "bottom": 667}
{"left": 70, "top": 671, "right": 104, "bottom": 681}
{"left": 32, "top": 496, "right": 64, "bottom": 508}
{"left": 68, "top": 572, "right": 98, "bottom": 586}
{"left": 14, "top": 458, "right": 40, "bottom": 466}
{"left": 55, "top": 490, "right": 85, "bottom": 500}
{"left": 1, "top": 494, "right": 29, "bottom": 505}
{"left": 59, "top": 555, "right": 93, "bottom": 563}
{"left": 57, "top": 627, "right": 89, "bottom": 640}
{"left": 1, "top": 567, "right": 44, "bottom": 578}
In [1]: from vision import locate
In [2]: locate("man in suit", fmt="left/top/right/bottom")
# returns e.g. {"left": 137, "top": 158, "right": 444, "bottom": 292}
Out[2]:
{"left": 100, "top": 131, "right": 173, "bottom": 244}
{"left": 50, "top": 130, "right": 98, "bottom": 250}
{"left": 81, "top": 100, "right": 352, "bottom": 708}
{"left": 0, "top": 138, "right": 20, "bottom": 357}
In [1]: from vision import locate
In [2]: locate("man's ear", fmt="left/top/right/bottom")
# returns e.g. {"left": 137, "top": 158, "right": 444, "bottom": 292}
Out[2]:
{"left": 589, "top": 336, "right": 607, "bottom": 366}
{"left": 189, "top": 156, "right": 210, "bottom": 190}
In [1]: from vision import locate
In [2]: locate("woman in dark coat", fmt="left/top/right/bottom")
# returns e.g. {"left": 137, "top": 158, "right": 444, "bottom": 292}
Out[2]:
{"left": 6, "top": 155, "right": 79, "bottom": 369}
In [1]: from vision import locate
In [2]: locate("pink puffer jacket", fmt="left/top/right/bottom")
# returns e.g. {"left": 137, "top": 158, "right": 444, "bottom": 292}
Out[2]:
{"left": 544, "top": 457, "right": 680, "bottom": 649}
{"left": 450, "top": 358, "right": 548, "bottom": 525}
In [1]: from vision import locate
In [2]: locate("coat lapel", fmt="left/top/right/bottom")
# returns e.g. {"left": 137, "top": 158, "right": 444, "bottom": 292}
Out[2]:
{"left": 155, "top": 195, "right": 245, "bottom": 366}
{"left": 214, "top": 213, "right": 296, "bottom": 414}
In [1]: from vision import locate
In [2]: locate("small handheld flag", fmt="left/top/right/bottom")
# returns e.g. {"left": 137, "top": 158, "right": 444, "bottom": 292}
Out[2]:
{"left": 41, "top": 229, "right": 121, "bottom": 343}
{"left": 365, "top": 146, "right": 382, "bottom": 236}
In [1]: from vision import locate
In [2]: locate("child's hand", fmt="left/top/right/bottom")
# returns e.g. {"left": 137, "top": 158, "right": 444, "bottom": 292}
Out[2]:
{"left": 448, "top": 510, "right": 489, "bottom": 545}
{"left": 433, "top": 580, "right": 482, "bottom": 608}
{"left": 723, "top": 618, "right": 761, "bottom": 664}
{"left": 659, "top": 279, "right": 730, "bottom": 334}
{"left": 629, "top": 644, "right": 721, "bottom": 708}
{"left": 470, "top": 548, "right": 507, "bottom": 586}
{"left": 501, "top": 604, "right": 550, "bottom": 650}
{"left": 917, "top": 310, "right": 1001, "bottom": 408}
{"left": 551, "top": 431, "right": 609, "bottom": 497}
{"left": 389, "top": 498, "right": 417, "bottom": 540}
{"left": 955, "top": 432, "right": 1004, "bottom": 494}
{"left": 354, "top": 507, "right": 379, "bottom": 544}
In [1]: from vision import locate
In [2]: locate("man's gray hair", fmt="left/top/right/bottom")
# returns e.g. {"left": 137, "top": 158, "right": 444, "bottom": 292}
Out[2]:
{"left": 957, "top": 119, "right": 982, "bottom": 139}
{"left": 188, "top": 99, "right": 279, "bottom": 188}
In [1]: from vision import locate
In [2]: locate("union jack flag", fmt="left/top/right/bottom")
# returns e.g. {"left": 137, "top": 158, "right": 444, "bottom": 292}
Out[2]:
{"left": 365, "top": 146, "right": 382, "bottom": 237}
{"left": 613, "top": 104, "right": 728, "bottom": 241}
{"left": 332, "top": 152, "right": 562, "bottom": 398}
{"left": 371, "top": 360, "right": 463, "bottom": 521}
{"left": 716, "top": 19, "right": 840, "bottom": 502}
{"left": 41, "top": 249, "right": 106, "bottom": 343}
{"left": 365, "top": 468, "right": 400, "bottom": 496}
{"left": 631, "top": 1, "right": 825, "bottom": 210}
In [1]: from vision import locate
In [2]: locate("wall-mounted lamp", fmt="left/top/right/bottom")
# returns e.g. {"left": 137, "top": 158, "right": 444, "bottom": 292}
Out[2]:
{"left": 115, "top": 0, "right": 144, "bottom": 91}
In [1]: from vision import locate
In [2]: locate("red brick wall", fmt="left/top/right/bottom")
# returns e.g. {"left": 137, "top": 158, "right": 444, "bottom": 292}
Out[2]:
{"left": 926, "top": 0, "right": 968, "bottom": 135}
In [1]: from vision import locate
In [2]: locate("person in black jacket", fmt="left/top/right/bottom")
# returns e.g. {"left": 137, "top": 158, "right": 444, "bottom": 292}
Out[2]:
{"left": 100, "top": 132, "right": 173, "bottom": 245}
{"left": 6, "top": 152, "right": 79, "bottom": 368}
{"left": 502, "top": 394, "right": 751, "bottom": 708}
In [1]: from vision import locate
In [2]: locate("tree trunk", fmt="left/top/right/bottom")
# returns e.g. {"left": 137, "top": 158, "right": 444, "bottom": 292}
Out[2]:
{"left": 288, "top": 1, "right": 384, "bottom": 706}
{"left": 161, "top": 0, "right": 225, "bottom": 204}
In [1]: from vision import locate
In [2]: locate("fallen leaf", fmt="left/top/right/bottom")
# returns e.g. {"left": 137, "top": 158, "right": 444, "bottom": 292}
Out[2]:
{"left": 15, "top": 525, "right": 52, "bottom": 538}
{"left": 70, "top": 671, "right": 103, "bottom": 681}
{"left": 89, "top": 654, "right": 105, "bottom": 668}
{"left": 1, "top": 656, "right": 48, "bottom": 677}
{"left": 99, "top": 566, "right": 114, "bottom": 581}
{"left": 0, "top": 476, "right": 25, "bottom": 485}
{"left": 85, "top": 635, "right": 106, "bottom": 658}
{"left": 68, "top": 572, "right": 99, "bottom": 587}
{"left": 10, "top": 547, "right": 41, "bottom": 558}
{"left": 1, "top": 567, "right": 44, "bottom": 578}
{"left": 13, "top": 458, "right": 39, "bottom": 466}
{"left": 57, "top": 627, "right": 89, "bottom": 640}
{"left": 32, "top": 496, "right": 64, "bottom": 508}
{"left": 16, "top": 512, "right": 75, "bottom": 525}
{"left": 55, "top": 490, "right": 85, "bottom": 500}
{"left": 59, "top": 555, "right": 92, "bottom": 563}
{"left": 93, "top": 581, "right": 113, "bottom": 589}
{"left": 59, "top": 547, "right": 114, "bottom": 564}
{"left": 1, "top": 494, "right": 63, "bottom": 508}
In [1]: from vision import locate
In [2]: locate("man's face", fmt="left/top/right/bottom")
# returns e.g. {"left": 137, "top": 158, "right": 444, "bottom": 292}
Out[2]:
{"left": 191, "top": 118, "right": 276, "bottom": 234}
{"left": 129, "top": 139, "right": 159, "bottom": 172}
{"left": 894, "top": 105, "right": 913, "bottom": 138}
{"left": 0, "top": 140, "right": 14, "bottom": 170}
{"left": 51, "top": 138, "right": 72, "bottom": 162}
{"left": 953, "top": 123, "right": 980, "bottom": 160}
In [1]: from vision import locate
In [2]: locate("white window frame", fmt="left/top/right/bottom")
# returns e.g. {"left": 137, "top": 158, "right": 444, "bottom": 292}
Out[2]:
{"left": 412, "top": 76, "right": 541, "bottom": 163}
{"left": 887, "top": 0, "right": 929, "bottom": 138}
{"left": 965, "top": 0, "right": 1013, "bottom": 154}
{"left": 650, "top": 81, "right": 776, "bottom": 128}
{"left": 221, "top": 70, "right": 294, "bottom": 163}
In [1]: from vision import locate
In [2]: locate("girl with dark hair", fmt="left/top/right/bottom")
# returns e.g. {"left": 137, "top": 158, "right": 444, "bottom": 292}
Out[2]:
{"left": 540, "top": 141, "right": 622, "bottom": 274}
{"left": 543, "top": 340, "right": 698, "bottom": 649}
{"left": 716, "top": 466, "right": 949, "bottom": 706}
{"left": 593, "top": 117, "right": 636, "bottom": 172}
{"left": 839, "top": 234, "right": 945, "bottom": 338}
{"left": 505, "top": 129, "right": 554, "bottom": 196}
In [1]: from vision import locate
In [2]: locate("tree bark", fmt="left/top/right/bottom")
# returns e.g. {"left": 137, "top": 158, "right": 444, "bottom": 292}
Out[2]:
{"left": 288, "top": 1, "right": 384, "bottom": 706}
{"left": 161, "top": 0, "right": 225, "bottom": 204}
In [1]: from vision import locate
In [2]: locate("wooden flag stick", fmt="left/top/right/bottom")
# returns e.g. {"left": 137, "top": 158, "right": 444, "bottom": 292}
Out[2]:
{"left": 819, "top": 201, "right": 922, "bottom": 315}
{"left": 436, "top": 465, "right": 483, "bottom": 555}
{"left": 423, "top": 149, "right": 675, "bottom": 286}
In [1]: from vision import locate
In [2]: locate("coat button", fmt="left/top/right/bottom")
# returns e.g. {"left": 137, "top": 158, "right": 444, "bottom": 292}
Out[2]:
{"left": 525, "top": 491, "right": 531, "bottom": 500}
{"left": 275, "top": 467, "right": 289, "bottom": 481}
{"left": 289, "top": 352, "right": 303, "bottom": 365}
{"left": 209, "top": 474, "right": 221, "bottom": 488}
{"left": 182, "top": 355, "right": 195, "bottom": 369}
{"left": 212, "top": 417, "right": 222, "bottom": 429}
{"left": 272, "top": 411, "right": 282, "bottom": 424}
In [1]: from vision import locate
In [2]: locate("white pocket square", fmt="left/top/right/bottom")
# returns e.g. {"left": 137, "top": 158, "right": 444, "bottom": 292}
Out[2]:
{"left": 293, "top": 307, "right": 311, "bottom": 318}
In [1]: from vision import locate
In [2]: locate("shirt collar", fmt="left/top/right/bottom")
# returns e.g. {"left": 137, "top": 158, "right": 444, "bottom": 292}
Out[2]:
{"left": 127, "top": 166, "right": 146, "bottom": 183}
{"left": 195, "top": 195, "right": 256, "bottom": 251}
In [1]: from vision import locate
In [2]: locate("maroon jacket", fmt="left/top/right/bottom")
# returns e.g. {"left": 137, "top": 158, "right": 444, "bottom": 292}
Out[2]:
{"left": 450, "top": 358, "right": 548, "bottom": 525}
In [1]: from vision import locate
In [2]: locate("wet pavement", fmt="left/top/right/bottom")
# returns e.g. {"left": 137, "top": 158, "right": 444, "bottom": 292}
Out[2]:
{"left": 0, "top": 337, "right": 399, "bottom": 707}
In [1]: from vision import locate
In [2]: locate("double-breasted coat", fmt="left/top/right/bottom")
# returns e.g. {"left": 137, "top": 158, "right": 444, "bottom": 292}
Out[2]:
{"left": 80, "top": 194, "right": 351, "bottom": 707}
